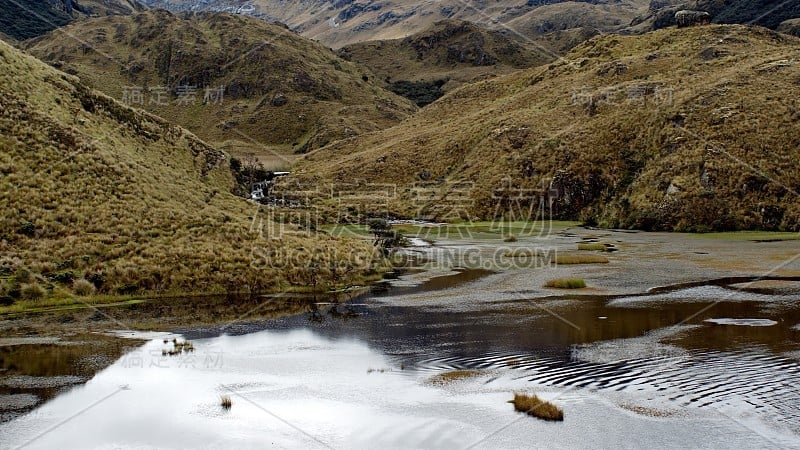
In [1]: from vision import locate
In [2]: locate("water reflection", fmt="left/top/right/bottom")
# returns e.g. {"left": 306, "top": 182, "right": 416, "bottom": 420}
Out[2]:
{"left": 2, "top": 276, "right": 800, "bottom": 447}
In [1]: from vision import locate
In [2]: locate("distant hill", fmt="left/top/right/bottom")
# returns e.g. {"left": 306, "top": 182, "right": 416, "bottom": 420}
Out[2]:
{"left": 290, "top": 25, "right": 800, "bottom": 232}
{"left": 138, "top": 0, "right": 651, "bottom": 48}
{"left": 0, "top": 38, "right": 381, "bottom": 302}
{"left": 137, "top": 0, "right": 799, "bottom": 52}
{"left": 26, "top": 11, "right": 417, "bottom": 166}
{"left": 338, "top": 20, "right": 555, "bottom": 104}
{"left": 632, "top": 0, "right": 800, "bottom": 32}
{"left": 0, "top": 0, "right": 145, "bottom": 40}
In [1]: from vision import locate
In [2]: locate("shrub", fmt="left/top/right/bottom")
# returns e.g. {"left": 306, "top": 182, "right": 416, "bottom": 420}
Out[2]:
{"left": 73, "top": 278, "right": 96, "bottom": 296}
{"left": 20, "top": 283, "right": 46, "bottom": 301}
{"left": 387, "top": 79, "right": 447, "bottom": 106}
{"left": 51, "top": 271, "right": 77, "bottom": 284}
{"left": 13, "top": 268, "right": 35, "bottom": 285}
{"left": 544, "top": 278, "right": 586, "bottom": 289}
{"left": 86, "top": 272, "right": 106, "bottom": 290}
{"left": 16, "top": 221, "right": 36, "bottom": 237}
{"left": 511, "top": 393, "right": 564, "bottom": 421}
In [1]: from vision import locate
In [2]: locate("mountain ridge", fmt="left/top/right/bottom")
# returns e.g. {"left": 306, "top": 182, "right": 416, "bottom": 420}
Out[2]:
{"left": 25, "top": 10, "right": 417, "bottom": 166}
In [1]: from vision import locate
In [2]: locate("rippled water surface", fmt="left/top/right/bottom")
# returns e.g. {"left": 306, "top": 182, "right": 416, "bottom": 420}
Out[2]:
{"left": 2, "top": 275, "right": 800, "bottom": 448}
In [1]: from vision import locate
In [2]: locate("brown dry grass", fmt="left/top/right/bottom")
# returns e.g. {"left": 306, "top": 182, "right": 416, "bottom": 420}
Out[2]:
{"left": 291, "top": 25, "right": 800, "bottom": 231}
{"left": 511, "top": 393, "right": 564, "bottom": 421}
{"left": 26, "top": 11, "right": 417, "bottom": 161}
{"left": 0, "top": 39, "right": 386, "bottom": 305}
{"left": 544, "top": 278, "right": 587, "bottom": 289}
{"left": 429, "top": 370, "right": 484, "bottom": 384}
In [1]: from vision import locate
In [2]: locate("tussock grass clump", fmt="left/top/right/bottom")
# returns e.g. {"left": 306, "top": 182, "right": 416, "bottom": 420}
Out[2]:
{"left": 510, "top": 393, "right": 563, "bottom": 421}
{"left": 555, "top": 254, "right": 609, "bottom": 265}
{"left": 430, "top": 370, "right": 483, "bottom": 384}
{"left": 20, "top": 283, "right": 46, "bottom": 301}
{"left": 544, "top": 278, "right": 586, "bottom": 289}
{"left": 72, "top": 279, "right": 96, "bottom": 296}
{"left": 577, "top": 243, "right": 606, "bottom": 251}
{"left": 503, "top": 234, "right": 518, "bottom": 242}
{"left": 220, "top": 395, "right": 232, "bottom": 410}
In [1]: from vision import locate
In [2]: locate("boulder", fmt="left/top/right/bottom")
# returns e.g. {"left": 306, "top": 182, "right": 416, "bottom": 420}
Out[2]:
{"left": 675, "top": 10, "right": 712, "bottom": 28}
{"left": 777, "top": 19, "right": 800, "bottom": 37}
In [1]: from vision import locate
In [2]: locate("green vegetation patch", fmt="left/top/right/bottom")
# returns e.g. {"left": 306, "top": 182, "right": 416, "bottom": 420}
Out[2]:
{"left": 388, "top": 79, "right": 447, "bottom": 106}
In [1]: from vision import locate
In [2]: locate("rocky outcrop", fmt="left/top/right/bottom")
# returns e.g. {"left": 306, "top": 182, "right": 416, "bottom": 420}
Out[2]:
{"left": 675, "top": 10, "right": 711, "bottom": 28}
{"left": 778, "top": 18, "right": 800, "bottom": 37}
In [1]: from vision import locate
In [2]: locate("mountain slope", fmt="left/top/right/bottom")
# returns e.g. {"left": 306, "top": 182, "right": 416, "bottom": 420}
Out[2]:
{"left": 632, "top": 0, "right": 800, "bottom": 32}
{"left": 0, "top": 0, "right": 145, "bottom": 41}
{"left": 25, "top": 10, "right": 417, "bottom": 166}
{"left": 290, "top": 25, "right": 800, "bottom": 231}
{"left": 338, "top": 19, "right": 555, "bottom": 99}
{"left": 0, "top": 38, "right": 381, "bottom": 304}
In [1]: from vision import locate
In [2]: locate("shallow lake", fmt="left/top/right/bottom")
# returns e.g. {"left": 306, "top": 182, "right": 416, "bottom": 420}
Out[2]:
{"left": 2, "top": 270, "right": 800, "bottom": 449}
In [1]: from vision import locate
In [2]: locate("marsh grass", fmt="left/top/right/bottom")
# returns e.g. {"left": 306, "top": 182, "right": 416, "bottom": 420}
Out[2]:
{"left": 220, "top": 395, "right": 232, "bottom": 410}
{"left": 544, "top": 278, "right": 586, "bottom": 289}
{"left": 555, "top": 254, "right": 609, "bottom": 264}
{"left": 429, "top": 370, "right": 483, "bottom": 384}
{"left": 72, "top": 279, "right": 96, "bottom": 296}
{"left": 577, "top": 243, "right": 606, "bottom": 251}
{"left": 510, "top": 393, "right": 564, "bottom": 421}
{"left": 20, "top": 283, "right": 46, "bottom": 301}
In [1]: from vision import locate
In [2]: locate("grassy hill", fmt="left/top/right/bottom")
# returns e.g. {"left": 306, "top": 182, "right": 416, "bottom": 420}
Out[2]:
{"left": 338, "top": 20, "right": 555, "bottom": 103}
{"left": 0, "top": 38, "right": 383, "bottom": 308}
{"left": 25, "top": 10, "right": 417, "bottom": 167}
{"left": 290, "top": 25, "right": 800, "bottom": 232}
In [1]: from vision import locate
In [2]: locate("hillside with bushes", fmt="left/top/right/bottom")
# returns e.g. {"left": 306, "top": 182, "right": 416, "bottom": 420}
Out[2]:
{"left": 0, "top": 39, "right": 383, "bottom": 306}
{"left": 290, "top": 25, "right": 800, "bottom": 231}
{"left": 25, "top": 10, "right": 417, "bottom": 165}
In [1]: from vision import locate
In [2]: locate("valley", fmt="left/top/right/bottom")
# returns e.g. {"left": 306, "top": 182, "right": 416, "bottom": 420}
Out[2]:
{"left": 1, "top": 1, "right": 799, "bottom": 448}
